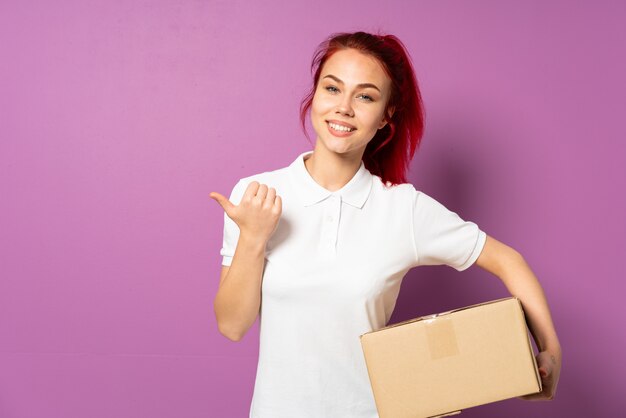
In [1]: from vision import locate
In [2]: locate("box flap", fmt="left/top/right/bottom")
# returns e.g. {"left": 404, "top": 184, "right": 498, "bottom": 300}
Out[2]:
{"left": 359, "top": 296, "right": 517, "bottom": 339}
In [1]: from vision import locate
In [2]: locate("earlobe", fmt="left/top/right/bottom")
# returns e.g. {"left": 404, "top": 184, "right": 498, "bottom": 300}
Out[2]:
{"left": 380, "top": 106, "right": 395, "bottom": 129}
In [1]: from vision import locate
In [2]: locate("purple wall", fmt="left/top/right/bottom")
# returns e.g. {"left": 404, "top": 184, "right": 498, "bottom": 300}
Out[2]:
{"left": 1, "top": 0, "right": 624, "bottom": 416}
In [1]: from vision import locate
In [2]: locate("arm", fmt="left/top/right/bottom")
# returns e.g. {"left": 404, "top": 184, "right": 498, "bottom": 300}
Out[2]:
{"left": 213, "top": 233, "right": 267, "bottom": 342}
{"left": 210, "top": 181, "right": 281, "bottom": 342}
{"left": 475, "top": 234, "right": 562, "bottom": 400}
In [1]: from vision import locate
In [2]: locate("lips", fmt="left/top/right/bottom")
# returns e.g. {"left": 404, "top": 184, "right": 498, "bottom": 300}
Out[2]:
{"left": 326, "top": 121, "right": 356, "bottom": 137}
{"left": 326, "top": 119, "right": 356, "bottom": 130}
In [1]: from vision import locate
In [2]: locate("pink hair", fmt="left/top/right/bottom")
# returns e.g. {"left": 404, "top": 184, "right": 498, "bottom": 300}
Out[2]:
{"left": 299, "top": 31, "right": 426, "bottom": 186}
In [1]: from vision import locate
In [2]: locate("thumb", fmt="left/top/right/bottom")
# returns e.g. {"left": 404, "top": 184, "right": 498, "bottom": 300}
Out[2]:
{"left": 209, "top": 192, "right": 235, "bottom": 214}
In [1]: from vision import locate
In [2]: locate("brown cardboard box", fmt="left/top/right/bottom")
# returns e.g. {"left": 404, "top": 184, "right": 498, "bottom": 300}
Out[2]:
{"left": 359, "top": 297, "right": 542, "bottom": 418}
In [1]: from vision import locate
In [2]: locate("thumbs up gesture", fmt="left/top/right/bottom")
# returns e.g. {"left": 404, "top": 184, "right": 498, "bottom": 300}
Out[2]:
{"left": 210, "top": 181, "right": 282, "bottom": 243}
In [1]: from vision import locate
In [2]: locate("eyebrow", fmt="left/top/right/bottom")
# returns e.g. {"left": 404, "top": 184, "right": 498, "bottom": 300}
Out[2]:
{"left": 321, "top": 74, "right": 381, "bottom": 93}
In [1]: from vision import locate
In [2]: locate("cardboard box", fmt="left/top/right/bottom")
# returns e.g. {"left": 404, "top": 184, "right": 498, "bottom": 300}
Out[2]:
{"left": 359, "top": 297, "right": 542, "bottom": 418}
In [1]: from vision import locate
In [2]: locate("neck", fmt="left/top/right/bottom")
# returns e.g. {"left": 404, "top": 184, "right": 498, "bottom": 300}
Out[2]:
{"left": 303, "top": 144, "right": 363, "bottom": 192}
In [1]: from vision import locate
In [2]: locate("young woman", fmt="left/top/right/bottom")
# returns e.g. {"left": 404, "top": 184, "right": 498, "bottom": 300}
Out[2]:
{"left": 210, "top": 31, "right": 561, "bottom": 418}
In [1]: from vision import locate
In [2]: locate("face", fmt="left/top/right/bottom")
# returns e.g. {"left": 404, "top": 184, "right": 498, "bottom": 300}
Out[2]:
{"left": 310, "top": 48, "right": 393, "bottom": 159}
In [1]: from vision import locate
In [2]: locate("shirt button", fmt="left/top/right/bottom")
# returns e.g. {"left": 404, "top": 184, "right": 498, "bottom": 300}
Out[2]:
{"left": 327, "top": 215, "right": 333, "bottom": 222}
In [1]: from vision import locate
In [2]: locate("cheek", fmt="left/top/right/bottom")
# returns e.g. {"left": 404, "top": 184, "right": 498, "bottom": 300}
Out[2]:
{"left": 362, "top": 108, "right": 386, "bottom": 128}
{"left": 312, "top": 92, "right": 334, "bottom": 113}
{"left": 311, "top": 96, "right": 321, "bottom": 114}
{"left": 310, "top": 97, "right": 326, "bottom": 129}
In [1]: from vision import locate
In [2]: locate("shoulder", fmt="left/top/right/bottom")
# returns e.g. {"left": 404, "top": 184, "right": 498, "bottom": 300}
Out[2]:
{"left": 369, "top": 176, "right": 447, "bottom": 212}
{"left": 371, "top": 175, "right": 419, "bottom": 200}
{"left": 237, "top": 165, "right": 290, "bottom": 187}
{"left": 229, "top": 163, "right": 291, "bottom": 198}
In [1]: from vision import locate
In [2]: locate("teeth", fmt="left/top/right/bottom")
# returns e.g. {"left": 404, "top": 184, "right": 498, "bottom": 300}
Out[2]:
{"left": 329, "top": 122, "right": 354, "bottom": 132}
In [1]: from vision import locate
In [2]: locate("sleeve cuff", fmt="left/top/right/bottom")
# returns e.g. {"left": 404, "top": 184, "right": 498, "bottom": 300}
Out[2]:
{"left": 456, "top": 229, "right": 487, "bottom": 272}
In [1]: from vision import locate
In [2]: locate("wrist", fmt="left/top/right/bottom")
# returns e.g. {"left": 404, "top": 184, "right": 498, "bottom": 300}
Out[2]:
{"left": 542, "top": 340, "right": 562, "bottom": 357}
{"left": 239, "top": 232, "right": 269, "bottom": 251}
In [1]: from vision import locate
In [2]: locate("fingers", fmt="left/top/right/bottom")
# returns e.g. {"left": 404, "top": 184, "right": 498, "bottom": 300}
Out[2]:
{"left": 215, "top": 181, "right": 282, "bottom": 216}
{"left": 259, "top": 185, "right": 281, "bottom": 205}
{"left": 260, "top": 186, "right": 282, "bottom": 215}
{"left": 242, "top": 181, "right": 281, "bottom": 207}
{"left": 537, "top": 353, "right": 554, "bottom": 383}
{"left": 255, "top": 183, "right": 269, "bottom": 201}
{"left": 243, "top": 181, "right": 261, "bottom": 200}
{"left": 518, "top": 380, "right": 554, "bottom": 401}
{"left": 243, "top": 181, "right": 271, "bottom": 201}
{"left": 519, "top": 392, "right": 550, "bottom": 401}
{"left": 274, "top": 194, "right": 282, "bottom": 212}
{"left": 264, "top": 186, "right": 276, "bottom": 209}
{"left": 518, "top": 359, "right": 556, "bottom": 401}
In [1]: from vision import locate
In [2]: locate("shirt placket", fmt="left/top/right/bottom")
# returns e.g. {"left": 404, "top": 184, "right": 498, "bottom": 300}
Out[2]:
{"left": 318, "top": 194, "right": 342, "bottom": 258}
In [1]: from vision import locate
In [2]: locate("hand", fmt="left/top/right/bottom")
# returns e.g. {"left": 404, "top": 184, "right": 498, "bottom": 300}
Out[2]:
{"left": 519, "top": 349, "right": 561, "bottom": 401}
{"left": 210, "top": 181, "right": 282, "bottom": 243}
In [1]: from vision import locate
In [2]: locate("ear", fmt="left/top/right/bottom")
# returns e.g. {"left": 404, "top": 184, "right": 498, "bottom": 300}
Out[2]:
{"left": 378, "top": 106, "right": 396, "bottom": 129}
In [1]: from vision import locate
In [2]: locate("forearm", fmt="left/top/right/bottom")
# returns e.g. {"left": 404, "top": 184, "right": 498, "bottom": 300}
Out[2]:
{"left": 214, "top": 233, "right": 266, "bottom": 341}
{"left": 476, "top": 235, "right": 561, "bottom": 399}
{"left": 498, "top": 251, "right": 561, "bottom": 355}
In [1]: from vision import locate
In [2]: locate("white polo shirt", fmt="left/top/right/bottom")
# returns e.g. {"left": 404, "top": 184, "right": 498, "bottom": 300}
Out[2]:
{"left": 220, "top": 150, "right": 487, "bottom": 418}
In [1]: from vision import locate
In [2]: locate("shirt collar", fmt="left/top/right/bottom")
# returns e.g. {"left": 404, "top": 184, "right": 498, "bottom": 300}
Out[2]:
{"left": 288, "top": 150, "right": 373, "bottom": 209}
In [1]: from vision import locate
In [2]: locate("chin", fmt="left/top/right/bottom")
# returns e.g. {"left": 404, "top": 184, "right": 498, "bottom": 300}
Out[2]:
{"left": 324, "top": 141, "right": 367, "bottom": 156}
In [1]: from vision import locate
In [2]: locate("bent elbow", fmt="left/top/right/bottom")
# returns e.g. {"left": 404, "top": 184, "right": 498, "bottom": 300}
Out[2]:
{"left": 225, "top": 332, "right": 244, "bottom": 343}
{"left": 218, "top": 323, "right": 244, "bottom": 342}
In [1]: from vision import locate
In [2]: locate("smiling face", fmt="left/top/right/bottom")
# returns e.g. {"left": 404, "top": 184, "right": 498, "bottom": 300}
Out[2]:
{"left": 310, "top": 48, "right": 393, "bottom": 159}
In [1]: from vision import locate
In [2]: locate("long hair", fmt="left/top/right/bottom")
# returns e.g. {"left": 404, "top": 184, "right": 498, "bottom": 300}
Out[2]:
{"left": 299, "top": 31, "right": 425, "bottom": 186}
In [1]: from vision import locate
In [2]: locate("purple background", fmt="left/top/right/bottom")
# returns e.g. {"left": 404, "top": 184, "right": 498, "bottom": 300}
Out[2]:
{"left": 1, "top": 1, "right": 624, "bottom": 417}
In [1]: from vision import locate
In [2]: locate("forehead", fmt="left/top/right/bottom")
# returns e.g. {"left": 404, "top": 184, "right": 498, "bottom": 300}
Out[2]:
{"left": 321, "top": 48, "right": 391, "bottom": 88}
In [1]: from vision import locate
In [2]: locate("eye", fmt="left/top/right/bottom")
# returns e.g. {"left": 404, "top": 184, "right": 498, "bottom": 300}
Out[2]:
{"left": 325, "top": 85, "right": 339, "bottom": 93}
{"left": 358, "top": 94, "right": 374, "bottom": 102}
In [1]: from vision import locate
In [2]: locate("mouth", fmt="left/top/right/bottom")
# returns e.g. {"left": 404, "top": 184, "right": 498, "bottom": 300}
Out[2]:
{"left": 326, "top": 120, "right": 357, "bottom": 133}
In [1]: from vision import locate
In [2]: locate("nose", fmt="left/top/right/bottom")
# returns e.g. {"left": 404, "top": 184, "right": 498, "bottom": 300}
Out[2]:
{"left": 336, "top": 95, "right": 354, "bottom": 117}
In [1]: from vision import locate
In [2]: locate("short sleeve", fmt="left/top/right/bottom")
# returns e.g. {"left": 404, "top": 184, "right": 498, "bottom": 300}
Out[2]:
{"left": 219, "top": 179, "right": 247, "bottom": 266}
{"left": 411, "top": 189, "right": 487, "bottom": 271}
